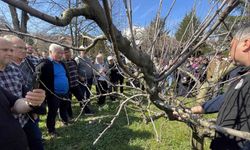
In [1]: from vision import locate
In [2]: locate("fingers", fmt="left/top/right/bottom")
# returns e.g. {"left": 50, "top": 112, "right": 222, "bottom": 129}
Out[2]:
{"left": 25, "top": 89, "right": 46, "bottom": 106}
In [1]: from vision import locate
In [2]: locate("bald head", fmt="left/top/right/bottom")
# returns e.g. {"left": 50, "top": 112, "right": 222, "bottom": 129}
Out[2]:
{"left": 0, "top": 37, "right": 13, "bottom": 69}
{"left": 4, "top": 35, "right": 26, "bottom": 47}
{"left": 3, "top": 35, "right": 26, "bottom": 63}
{"left": 0, "top": 37, "right": 12, "bottom": 49}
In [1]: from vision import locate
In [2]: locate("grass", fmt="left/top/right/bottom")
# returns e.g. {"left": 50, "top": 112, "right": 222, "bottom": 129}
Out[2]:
{"left": 39, "top": 91, "right": 214, "bottom": 150}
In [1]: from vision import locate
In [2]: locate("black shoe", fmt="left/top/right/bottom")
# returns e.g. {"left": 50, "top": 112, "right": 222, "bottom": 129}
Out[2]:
{"left": 84, "top": 109, "right": 94, "bottom": 116}
{"left": 85, "top": 111, "right": 94, "bottom": 116}
{"left": 84, "top": 106, "right": 94, "bottom": 116}
{"left": 48, "top": 131, "right": 59, "bottom": 138}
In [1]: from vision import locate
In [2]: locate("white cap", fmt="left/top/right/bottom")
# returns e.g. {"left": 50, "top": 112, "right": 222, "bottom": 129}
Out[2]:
{"left": 107, "top": 56, "right": 113, "bottom": 61}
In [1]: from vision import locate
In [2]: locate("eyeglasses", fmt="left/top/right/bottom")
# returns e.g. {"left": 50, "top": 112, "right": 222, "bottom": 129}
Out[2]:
{"left": 13, "top": 45, "right": 26, "bottom": 51}
{"left": 0, "top": 48, "right": 13, "bottom": 52}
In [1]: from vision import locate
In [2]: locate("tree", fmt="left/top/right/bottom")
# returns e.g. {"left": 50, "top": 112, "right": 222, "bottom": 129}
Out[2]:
{"left": 175, "top": 10, "right": 200, "bottom": 44}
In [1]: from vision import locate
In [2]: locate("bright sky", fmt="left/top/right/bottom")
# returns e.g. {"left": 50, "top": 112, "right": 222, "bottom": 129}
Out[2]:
{"left": 130, "top": 0, "right": 212, "bottom": 34}
{"left": 0, "top": 0, "right": 220, "bottom": 35}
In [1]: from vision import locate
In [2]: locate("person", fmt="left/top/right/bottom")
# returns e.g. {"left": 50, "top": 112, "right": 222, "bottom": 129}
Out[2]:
{"left": 3, "top": 35, "right": 45, "bottom": 150}
{"left": 0, "top": 37, "right": 45, "bottom": 150}
{"left": 192, "top": 26, "right": 250, "bottom": 149}
{"left": 41, "top": 51, "right": 49, "bottom": 59}
{"left": 191, "top": 66, "right": 245, "bottom": 114}
{"left": 75, "top": 46, "right": 94, "bottom": 107}
{"left": 94, "top": 53, "right": 109, "bottom": 106}
{"left": 63, "top": 47, "right": 93, "bottom": 115}
{"left": 36, "top": 43, "right": 70, "bottom": 137}
{"left": 107, "top": 55, "right": 120, "bottom": 101}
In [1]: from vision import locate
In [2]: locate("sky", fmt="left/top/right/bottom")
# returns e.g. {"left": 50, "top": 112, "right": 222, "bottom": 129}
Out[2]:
{"left": 129, "top": 0, "right": 212, "bottom": 35}
{"left": 0, "top": 0, "right": 223, "bottom": 35}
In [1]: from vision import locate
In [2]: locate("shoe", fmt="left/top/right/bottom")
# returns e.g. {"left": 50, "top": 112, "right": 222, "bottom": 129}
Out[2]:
{"left": 48, "top": 131, "right": 59, "bottom": 138}
{"left": 84, "top": 106, "right": 94, "bottom": 116}
{"left": 85, "top": 110, "right": 94, "bottom": 116}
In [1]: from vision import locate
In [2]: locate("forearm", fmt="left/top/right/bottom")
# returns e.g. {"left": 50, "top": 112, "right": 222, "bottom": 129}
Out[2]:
{"left": 12, "top": 98, "right": 32, "bottom": 114}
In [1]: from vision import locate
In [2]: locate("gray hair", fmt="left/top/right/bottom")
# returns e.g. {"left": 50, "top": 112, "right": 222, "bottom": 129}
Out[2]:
{"left": 49, "top": 43, "right": 63, "bottom": 52}
{"left": 234, "top": 25, "right": 250, "bottom": 41}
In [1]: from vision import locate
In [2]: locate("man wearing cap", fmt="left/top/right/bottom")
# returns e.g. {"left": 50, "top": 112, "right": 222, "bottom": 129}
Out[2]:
{"left": 107, "top": 55, "right": 122, "bottom": 101}
{"left": 75, "top": 46, "right": 94, "bottom": 106}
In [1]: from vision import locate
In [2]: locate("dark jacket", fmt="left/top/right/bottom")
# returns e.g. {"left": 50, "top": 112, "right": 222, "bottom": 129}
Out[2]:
{"left": 36, "top": 59, "right": 70, "bottom": 99}
{"left": 210, "top": 66, "right": 250, "bottom": 149}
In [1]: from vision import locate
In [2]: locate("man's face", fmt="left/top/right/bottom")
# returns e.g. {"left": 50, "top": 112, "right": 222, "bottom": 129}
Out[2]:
{"left": 0, "top": 39, "right": 13, "bottom": 67}
{"left": 50, "top": 48, "right": 63, "bottom": 61}
{"left": 26, "top": 45, "right": 34, "bottom": 55}
{"left": 230, "top": 38, "right": 250, "bottom": 66}
{"left": 80, "top": 51, "right": 86, "bottom": 57}
{"left": 96, "top": 56, "right": 103, "bottom": 63}
{"left": 108, "top": 59, "right": 114, "bottom": 65}
{"left": 64, "top": 50, "right": 72, "bottom": 60}
{"left": 12, "top": 39, "right": 27, "bottom": 60}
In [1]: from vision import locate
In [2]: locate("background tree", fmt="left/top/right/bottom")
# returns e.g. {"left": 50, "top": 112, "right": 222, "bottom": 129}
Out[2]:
{"left": 175, "top": 10, "right": 200, "bottom": 44}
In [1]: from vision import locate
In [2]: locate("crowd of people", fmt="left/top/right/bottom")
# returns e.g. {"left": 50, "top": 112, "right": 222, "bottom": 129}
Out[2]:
{"left": 0, "top": 35, "right": 124, "bottom": 150}
{"left": 2, "top": 25, "right": 250, "bottom": 150}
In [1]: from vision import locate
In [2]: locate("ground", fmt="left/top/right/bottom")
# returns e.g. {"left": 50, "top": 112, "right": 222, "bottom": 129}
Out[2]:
{"left": 39, "top": 91, "right": 212, "bottom": 150}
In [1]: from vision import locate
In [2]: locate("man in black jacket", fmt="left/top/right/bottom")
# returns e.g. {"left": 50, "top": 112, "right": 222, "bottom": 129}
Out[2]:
{"left": 37, "top": 43, "right": 70, "bottom": 137}
{"left": 208, "top": 26, "right": 250, "bottom": 150}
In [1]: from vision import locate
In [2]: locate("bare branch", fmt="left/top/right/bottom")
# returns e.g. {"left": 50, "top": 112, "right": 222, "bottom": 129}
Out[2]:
{"left": 93, "top": 93, "right": 147, "bottom": 145}
{"left": 2, "top": 0, "right": 90, "bottom": 26}
{"left": 0, "top": 27, "right": 106, "bottom": 51}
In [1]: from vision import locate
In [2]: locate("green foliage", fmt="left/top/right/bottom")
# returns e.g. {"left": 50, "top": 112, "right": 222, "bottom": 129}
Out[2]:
{"left": 175, "top": 10, "right": 200, "bottom": 43}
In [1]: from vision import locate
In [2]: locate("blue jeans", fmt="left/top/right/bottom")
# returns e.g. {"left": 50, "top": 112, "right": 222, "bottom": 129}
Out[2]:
{"left": 23, "top": 118, "right": 44, "bottom": 150}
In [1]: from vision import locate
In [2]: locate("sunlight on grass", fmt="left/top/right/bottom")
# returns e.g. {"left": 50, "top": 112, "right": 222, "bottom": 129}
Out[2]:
{"left": 39, "top": 91, "right": 213, "bottom": 150}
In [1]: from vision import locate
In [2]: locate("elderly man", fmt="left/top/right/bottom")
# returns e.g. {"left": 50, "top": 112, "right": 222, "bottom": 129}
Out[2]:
{"left": 37, "top": 44, "right": 70, "bottom": 137}
{"left": 3, "top": 35, "right": 45, "bottom": 150}
{"left": 63, "top": 47, "right": 93, "bottom": 115}
{"left": 206, "top": 26, "right": 250, "bottom": 149}
{"left": 0, "top": 37, "right": 45, "bottom": 150}
{"left": 75, "top": 46, "right": 94, "bottom": 105}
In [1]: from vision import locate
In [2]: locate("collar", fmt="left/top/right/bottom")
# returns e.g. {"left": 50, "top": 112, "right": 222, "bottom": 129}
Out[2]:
{"left": 238, "top": 66, "right": 250, "bottom": 75}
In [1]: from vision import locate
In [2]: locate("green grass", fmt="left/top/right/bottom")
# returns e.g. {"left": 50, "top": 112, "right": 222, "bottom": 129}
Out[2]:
{"left": 39, "top": 94, "right": 213, "bottom": 150}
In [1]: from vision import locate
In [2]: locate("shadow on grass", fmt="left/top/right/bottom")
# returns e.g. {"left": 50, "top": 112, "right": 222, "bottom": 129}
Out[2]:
{"left": 42, "top": 100, "right": 153, "bottom": 150}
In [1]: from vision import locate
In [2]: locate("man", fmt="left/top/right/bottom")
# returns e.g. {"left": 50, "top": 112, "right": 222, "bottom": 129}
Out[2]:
{"left": 107, "top": 56, "right": 120, "bottom": 101}
{"left": 75, "top": 46, "right": 94, "bottom": 105}
{"left": 94, "top": 53, "right": 109, "bottom": 106}
{"left": 209, "top": 26, "right": 250, "bottom": 149}
{"left": 37, "top": 43, "right": 70, "bottom": 136}
{"left": 3, "top": 35, "right": 45, "bottom": 150}
{"left": 197, "top": 26, "right": 250, "bottom": 149}
{"left": 191, "top": 66, "right": 244, "bottom": 114}
{"left": 0, "top": 37, "right": 45, "bottom": 150}
{"left": 41, "top": 51, "right": 49, "bottom": 59}
{"left": 63, "top": 48, "right": 93, "bottom": 115}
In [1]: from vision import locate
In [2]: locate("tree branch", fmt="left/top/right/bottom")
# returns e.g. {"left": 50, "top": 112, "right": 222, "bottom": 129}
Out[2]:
{"left": 0, "top": 27, "right": 106, "bottom": 51}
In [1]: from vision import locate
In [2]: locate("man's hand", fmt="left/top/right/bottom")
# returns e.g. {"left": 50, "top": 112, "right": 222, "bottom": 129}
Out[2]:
{"left": 79, "top": 76, "right": 85, "bottom": 81}
{"left": 25, "top": 89, "right": 46, "bottom": 107}
{"left": 172, "top": 108, "right": 201, "bottom": 121}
